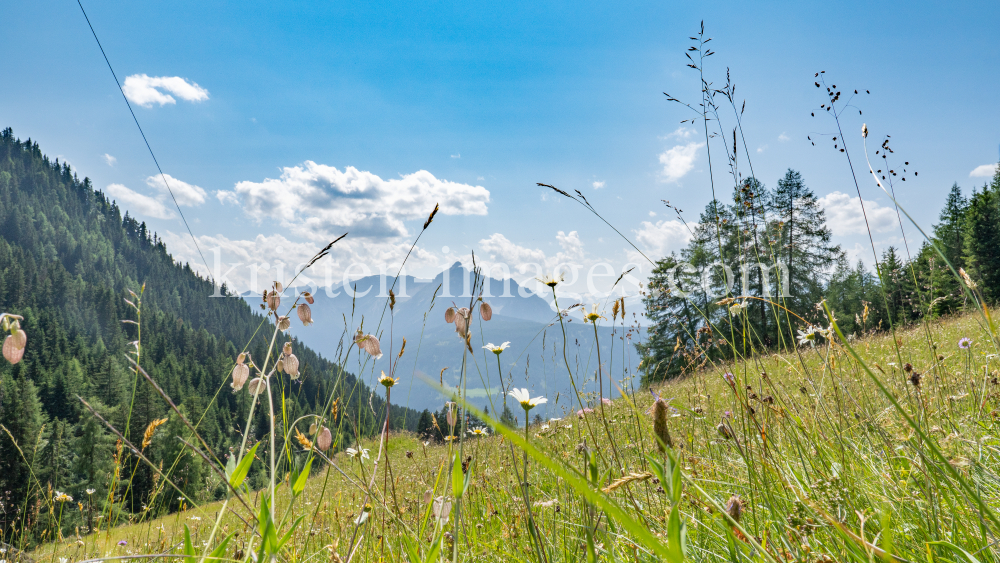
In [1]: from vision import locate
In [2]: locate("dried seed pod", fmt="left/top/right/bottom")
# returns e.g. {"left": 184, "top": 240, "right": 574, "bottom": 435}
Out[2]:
{"left": 276, "top": 358, "right": 285, "bottom": 373}
{"left": 284, "top": 354, "right": 300, "bottom": 379}
{"left": 283, "top": 342, "right": 293, "bottom": 356}
{"left": 297, "top": 303, "right": 313, "bottom": 326}
{"left": 267, "top": 291, "right": 281, "bottom": 311}
{"left": 231, "top": 363, "right": 250, "bottom": 391}
{"left": 237, "top": 352, "right": 247, "bottom": 365}
{"left": 717, "top": 421, "right": 732, "bottom": 440}
{"left": 247, "top": 377, "right": 266, "bottom": 396}
{"left": 316, "top": 427, "right": 333, "bottom": 451}
{"left": 480, "top": 301, "right": 492, "bottom": 321}
{"left": 302, "top": 291, "right": 315, "bottom": 305}
{"left": 445, "top": 307, "right": 456, "bottom": 323}
{"left": 277, "top": 316, "right": 291, "bottom": 331}
{"left": 3, "top": 335, "right": 24, "bottom": 365}
{"left": 652, "top": 398, "right": 673, "bottom": 451}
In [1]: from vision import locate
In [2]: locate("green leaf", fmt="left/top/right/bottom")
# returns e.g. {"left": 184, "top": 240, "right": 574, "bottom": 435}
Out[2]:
{"left": 292, "top": 457, "right": 313, "bottom": 496}
{"left": 452, "top": 454, "right": 465, "bottom": 499}
{"left": 229, "top": 442, "right": 260, "bottom": 490}
{"left": 928, "top": 541, "right": 984, "bottom": 563}
{"left": 670, "top": 453, "right": 683, "bottom": 505}
{"left": 423, "top": 533, "right": 443, "bottom": 563}
{"left": 183, "top": 525, "right": 196, "bottom": 563}
{"left": 206, "top": 532, "right": 235, "bottom": 563}
{"left": 666, "top": 506, "right": 686, "bottom": 563}
{"left": 276, "top": 515, "right": 305, "bottom": 550}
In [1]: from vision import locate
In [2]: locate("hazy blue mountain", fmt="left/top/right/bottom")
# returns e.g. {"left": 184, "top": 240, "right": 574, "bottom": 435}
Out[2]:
{"left": 248, "top": 262, "right": 645, "bottom": 417}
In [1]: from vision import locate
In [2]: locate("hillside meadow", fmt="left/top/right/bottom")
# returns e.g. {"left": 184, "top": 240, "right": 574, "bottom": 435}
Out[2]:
{"left": 26, "top": 308, "right": 1000, "bottom": 562}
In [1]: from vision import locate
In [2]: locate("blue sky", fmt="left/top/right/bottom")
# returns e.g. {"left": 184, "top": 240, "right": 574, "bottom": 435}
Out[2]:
{"left": 4, "top": 0, "right": 999, "bottom": 303}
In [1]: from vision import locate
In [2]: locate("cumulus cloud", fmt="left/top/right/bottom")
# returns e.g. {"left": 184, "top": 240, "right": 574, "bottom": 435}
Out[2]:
{"left": 105, "top": 184, "right": 174, "bottom": 219}
{"left": 146, "top": 174, "right": 207, "bottom": 206}
{"left": 658, "top": 142, "right": 704, "bottom": 183}
{"left": 970, "top": 163, "right": 998, "bottom": 178}
{"left": 818, "top": 191, "right": 897, "bottom": 235}
{"left": 103, "top": 153, "right": 116, "bottom": 166}
{"left": 592, "top": 180, "right": 605, "bottom": 189}
{"left": 666, "top": 126, "right": 698, "bottom": 140}
{"left": 161, "top": 231, "right": 440, "bottom": 294}
{"left": 778, "top": 132, "right": 790, "bottom": 142}
{"left": 220, "top": 162, "right": 490, "bottom": 240}
{"left": 122, "top": 74, "right": 209, "bottom": 107}
{"left": 633, "top": 219, "right": 692, "bottom": 256}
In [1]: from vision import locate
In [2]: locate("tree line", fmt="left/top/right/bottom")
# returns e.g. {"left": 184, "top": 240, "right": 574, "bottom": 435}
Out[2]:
{"left": 640, "top": 165, "right": 1000, "bottom": 381}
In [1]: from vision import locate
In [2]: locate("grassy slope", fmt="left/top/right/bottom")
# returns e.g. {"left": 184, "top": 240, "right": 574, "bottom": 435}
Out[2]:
{"left": 31, "top": 310, "right": 1000, "bottom": 562}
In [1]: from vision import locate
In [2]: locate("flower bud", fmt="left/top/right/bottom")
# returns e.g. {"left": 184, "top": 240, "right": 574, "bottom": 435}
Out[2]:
{"left": 354, "top": 331, "right": 382, "bottom": 357}
{"left": 302, "top": 291, "right": 315, "bottom": 305}
{"left": 3, "top": 335, "right": 24, "bottom": 364}
{"left": 283, "top": 342, "right": 293, "bottom": 355}
{"left": 284, "top": 354, "right": 300, "bottom": 379}
{"left": 237, "top": 352, "right": 246, "bottom": 365}
{"left": 247, "top": 377, "right": 266, "bottom": 396}
{"left": 266, "top": 291, "right": 281, "bottom": 311}
{"left": 317, "top": 427, "right": 333, "bottom": 451}
{"left": 231, "top": 363, "right": 250, "bottom": 391}
{"left": 652, "top": 398, "right": 672, "bottom": 451}
{"left": 276, "top": 358, "right": 285, "bottom": 373}
{"left": 297, "top": 303, "right": 313, "bottom": 326}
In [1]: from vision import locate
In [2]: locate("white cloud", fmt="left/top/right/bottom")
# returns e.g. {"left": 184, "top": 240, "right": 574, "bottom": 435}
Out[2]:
{"left": 478, "top": 233, "right": 548, "bottom": 266}
{"left": 146, "top": 174, "right": 207, "bottom": 206}
{"left": 161, "top": 231, "right": 440, "bottom": 293}
{"left": 105, "top": 184, "right": 174, "bottom": 219}
{"left": 222, "top": 162, "right": 490, "bottom": 240}
{"left": 451, "top": 153, "right": 461, "bottom": 159}
{"left": 122, "top": 74, "right": 209, "bottom": 108}
{"left": 592, "top": 180, "right": 605, "bottom": 189}
{"left": 970, "top": 163, "right": 998, "bottom": 178}
{"left": 632, "top": 219, "right": 692, "bottom": 256}
{"left": 103, "top": 153, "right": 116, "bottom": 166}
{"left": 216, "top": 190, "right": 240, "bottom": 205}
{"left": 665, "top": 126, "right": 698, "bottom": 140}
{"left": 778, "top": 132, "right": 790, "bottom": 142}
{"left": 648, "top": 211, "right": 656, "bottom": 217}
{"left": 818, "top": 191, "right": 897, "bottom": 235}
{"left": 757, "top": 145, "right": 767, "bottom": 153}
{"left": 658, "top": 142, "right": 704, "bottom": 183}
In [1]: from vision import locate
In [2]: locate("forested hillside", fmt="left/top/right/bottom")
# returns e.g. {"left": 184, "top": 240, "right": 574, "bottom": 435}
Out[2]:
{"left": 641, "top": 166, "right": 1000, "bottom": 381}
{"left": 0, "top": 128, "right": 416, "bottom": 544}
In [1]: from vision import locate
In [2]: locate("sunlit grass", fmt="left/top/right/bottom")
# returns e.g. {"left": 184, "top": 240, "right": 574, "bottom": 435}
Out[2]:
{"left": 28, "top": 308, "right": 1000, "bottom": 562}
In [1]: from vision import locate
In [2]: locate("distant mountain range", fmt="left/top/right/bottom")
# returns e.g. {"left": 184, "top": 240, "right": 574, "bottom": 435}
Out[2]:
{"left": 246, "top": 262, "right": 646, "bottom": 416}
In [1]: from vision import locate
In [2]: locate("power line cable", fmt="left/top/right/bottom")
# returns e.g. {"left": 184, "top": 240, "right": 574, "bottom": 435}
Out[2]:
{"left": 76, "top": 0, "right": 215, "bottom": 283}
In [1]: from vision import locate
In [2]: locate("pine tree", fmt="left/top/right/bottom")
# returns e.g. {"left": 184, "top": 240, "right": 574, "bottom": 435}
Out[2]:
{"left": 769, "top": 169, "right": 842, "bottom": 312}
{"left": 964, "top": 166, "right": 1000, "bottom": 302}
